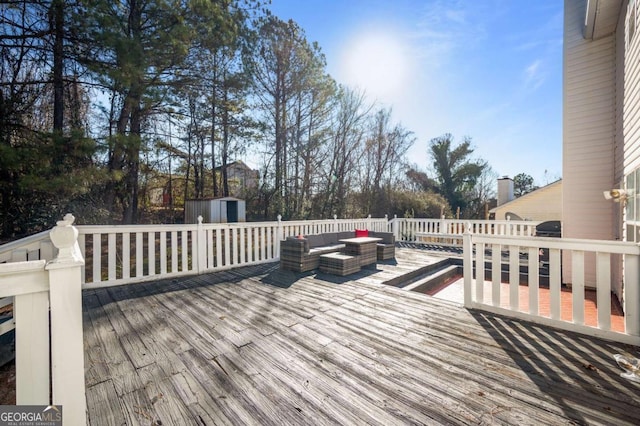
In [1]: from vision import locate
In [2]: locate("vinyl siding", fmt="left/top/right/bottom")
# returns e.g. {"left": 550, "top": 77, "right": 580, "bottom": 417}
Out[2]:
{"left": 625, "top": 0, "right": 640, "bottom": 173}
{"left": 563, "top": 0, "right": 617, "bottom": 242}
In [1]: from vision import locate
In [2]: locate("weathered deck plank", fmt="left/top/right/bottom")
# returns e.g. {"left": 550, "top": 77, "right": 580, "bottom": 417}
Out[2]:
{"left": 83, "top": 248, "right": 640, "bottom": 425}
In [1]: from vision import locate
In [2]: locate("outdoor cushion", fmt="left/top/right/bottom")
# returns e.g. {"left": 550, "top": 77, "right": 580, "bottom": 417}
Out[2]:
{"left": 355, "top": 229, "right": 369, "bottom": 237}
{"left": 370, "top": 231, "right": 394, "bottom": 244}
{"left": 309, "top": 244, "right": 345, "bottom": 255}
{"left": 338, "top": 231, "right": 354, "bottom": 240}
{"left": 323, "top": 232, "right": 339, "bottom": 244}
{"left": 306, "top": 234, "right": 326, "bottom": 248}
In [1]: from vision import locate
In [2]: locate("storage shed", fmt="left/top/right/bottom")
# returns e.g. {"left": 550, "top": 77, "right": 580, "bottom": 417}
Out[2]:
{"left": 184, "top": 197, "right": 246, "bottom": 223}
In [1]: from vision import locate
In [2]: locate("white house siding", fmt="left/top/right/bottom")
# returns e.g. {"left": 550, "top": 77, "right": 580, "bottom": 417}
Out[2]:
{"left": 625, "top": 1, "right": 640, "bottom": 175}
{"left": 563, "top": 0, "right": 617, "bottom": 244}
{"left": 492, "top": 181, "right": 562, "bottom": 222}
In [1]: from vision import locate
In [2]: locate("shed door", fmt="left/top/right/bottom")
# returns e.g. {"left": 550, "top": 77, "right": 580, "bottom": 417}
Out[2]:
{"left": 226, "top": 201, "right": 238, "bottom": 223}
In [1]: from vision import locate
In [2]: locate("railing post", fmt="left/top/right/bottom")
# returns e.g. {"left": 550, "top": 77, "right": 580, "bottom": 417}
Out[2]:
{"left": 367, "top": 214, "right": 372, "bottom": 230}
{"left": 197, "top": 215, "right": 206, "bottom": 273}
{"left": 624, "top": 252, "right": 640, "bottom": 336}
{"left": 334, "top": 214, "right": 338, "bottom": 232}
{"left": 392, "top": 215, "right": 399, "bottom": 240}
{"left": 440, "top": 215, "right": 446, "bottom": 234}
{"left": 46, "top": 214, "right": 86, "bottom": 426}
{"left": 463, "top": 222, "right": 473, "bottom": 307}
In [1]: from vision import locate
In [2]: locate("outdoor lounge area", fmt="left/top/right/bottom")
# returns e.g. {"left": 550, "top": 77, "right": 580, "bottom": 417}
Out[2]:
{"left": 81, "top": 247, "right": 640, "bottom": 425}
{"left": 279, "top": 230, "right": 395, "bottom": 274}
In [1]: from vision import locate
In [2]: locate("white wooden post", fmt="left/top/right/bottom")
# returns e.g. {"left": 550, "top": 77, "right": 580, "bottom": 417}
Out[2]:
{"left": 392, "top": 215, "right": 399, "bottom": 240}
{"left": 197, "top": 216, "right": 206, "bottom": 273}
{"left": 463, "top": 223, "right": 473, "bottom": 307}
{"left": 624, "top": 252, "right": 640, "bottom": 336}
{"left": 333, "top": 214, "right": 338, "bottom": 232}
{"left": 46, "top": 214, "right": 86, "bottom": 426}
{"left": 9, "top": 261, "right": 49, "bottom": 405}
{"left": 440, "top": 215, "right": 446, "bottom": 235}
{"left": 367, "top": 214, "right": 372, "bottom": 230}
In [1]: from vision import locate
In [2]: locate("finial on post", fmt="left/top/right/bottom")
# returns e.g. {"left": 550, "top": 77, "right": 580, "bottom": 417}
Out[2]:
{"left": 49, "top": 213, "right": 83, "bottom": 264}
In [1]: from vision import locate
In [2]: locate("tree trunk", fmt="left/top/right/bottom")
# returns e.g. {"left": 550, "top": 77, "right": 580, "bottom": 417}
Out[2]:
{"left": 222, "top": 84, "right": 230, "bottom": 197}
{"left": 51, "top": 0, "right": 64, "bottom": 132}
{"left": 211, "top": 56, "right": 219, "bottom": 197}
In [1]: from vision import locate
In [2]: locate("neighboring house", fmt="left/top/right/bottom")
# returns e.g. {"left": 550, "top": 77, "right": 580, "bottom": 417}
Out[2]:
{"left": 491, "top": 180, "right": 562, "bottom": 221}
{"left": 214, "top": 160, "right": 259, "bottom": 197}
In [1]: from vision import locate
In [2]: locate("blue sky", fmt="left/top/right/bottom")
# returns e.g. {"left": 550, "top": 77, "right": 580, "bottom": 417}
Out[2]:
{"left": 268, "top": 0, "right": 564, "bottom": 186}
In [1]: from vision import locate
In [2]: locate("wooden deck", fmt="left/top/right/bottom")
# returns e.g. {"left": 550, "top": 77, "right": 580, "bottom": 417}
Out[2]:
{"left": 83, "top": 247, "right": 640, "bottom": 425}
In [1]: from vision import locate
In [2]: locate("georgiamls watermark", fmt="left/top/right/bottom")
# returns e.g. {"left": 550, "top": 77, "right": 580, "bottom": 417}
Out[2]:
{"left": 0, "top": 405, "right": 62, "bottom": 426}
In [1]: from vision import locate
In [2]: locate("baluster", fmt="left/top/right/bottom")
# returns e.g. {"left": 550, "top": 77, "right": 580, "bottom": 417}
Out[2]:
{"left": 108, "top": 233, "right": 116, "bottom": 281}
{"left": 171, "top": 231, "right": 178, "bottom": 273}
{"left": 215, "top": 228, "right": 222, "bottom": 268}
{"left": 528, "top": 246, "right": 539, "bottom": 316}
{"left": 571, "top": 251, "right": 585, "bottom": 325}
{"left": 596, "top": 252, "right": 611, "bottom": 330}
{"left": 492, "top": 244, "right": 501, "bottom": 307}
{"left": 136, "top": 232, "right": 143, "bottom": 277}
{"left": 549, "top": 248, "right": 562, "bottom": 320}
{"left": 122, "top": 232, "right": 130, "bottom": 280}
{"left": 160, "top": 231, "right": 167, "bottom": 275}
{"left": 92, "top": 233, "right": 101, "bottom": 283}
{"left": 475, "top": 242, "right": 485, "bottom": 303}
{"left": 509, "top": 245, "right": 519, "bottom": 310}
{"left": 181, "top": 230, "right": 188, "bottom": 271}
{"left": 207, "top": 228, "right": 213, "bottom": 270}
{"left": 239, "top": 227, "right": 246, "bottom": 264}
{"left": 148, "top": 232, "right": 155, "bottom": 276}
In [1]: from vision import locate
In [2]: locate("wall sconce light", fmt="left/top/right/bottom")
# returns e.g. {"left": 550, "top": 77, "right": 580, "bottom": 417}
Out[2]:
{"left": 603, "top": 188, "right": 628, "bottom": 203}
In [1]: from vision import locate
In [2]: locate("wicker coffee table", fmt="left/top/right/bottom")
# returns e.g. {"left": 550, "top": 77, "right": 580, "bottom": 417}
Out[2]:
{"left": 339, "top": 237, "right": 382, "bottom": 267}
{"left": 319, "top": 252, "right": 361, "bottom": 276}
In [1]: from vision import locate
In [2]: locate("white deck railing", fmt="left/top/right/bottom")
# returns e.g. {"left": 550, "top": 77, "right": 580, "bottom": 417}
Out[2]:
{"left": 77, "top": 215, "right": 390, "bottom": 289}
{"left": 463, "top": 232, "right": 640, "bottom": 346}
{"left": 0, "top": 214, "right": 86, "bottom": 425}
{"left": 0, "top": 215, "right": 391, "bottom": 289}
{"left": 395, "top": 217, "right": 540, "bottom": 242}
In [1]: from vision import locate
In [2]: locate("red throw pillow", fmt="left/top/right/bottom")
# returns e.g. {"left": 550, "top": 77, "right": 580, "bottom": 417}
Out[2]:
{"left": 355, "top": 229, "right": 369, "bottom": 237}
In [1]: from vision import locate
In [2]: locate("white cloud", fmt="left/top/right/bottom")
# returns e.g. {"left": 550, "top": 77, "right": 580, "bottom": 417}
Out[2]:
{"left": 523, "top": 59, "right": 546, "bottom": 91}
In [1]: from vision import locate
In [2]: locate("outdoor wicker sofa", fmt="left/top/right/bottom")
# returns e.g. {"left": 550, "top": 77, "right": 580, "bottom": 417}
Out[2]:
{"left": 279, "top": 230, "right": 395, "bottom": 272}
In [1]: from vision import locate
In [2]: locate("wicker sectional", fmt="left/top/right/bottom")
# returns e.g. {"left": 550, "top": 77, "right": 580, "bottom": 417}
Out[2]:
{"left": 279, "top": 230, "right": 395, "bottom": 273}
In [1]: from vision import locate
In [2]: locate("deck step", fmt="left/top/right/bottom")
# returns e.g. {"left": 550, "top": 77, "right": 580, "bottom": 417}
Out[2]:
{"left": 402, "top": 264, "right": 461, "bottom": 293}
{"left": 382, "top": 257, "right": 461, "bottom": 288}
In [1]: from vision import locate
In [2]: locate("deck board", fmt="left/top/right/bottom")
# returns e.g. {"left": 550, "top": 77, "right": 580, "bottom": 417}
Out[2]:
{"left": 83, "top": 247, "right": 640, "bottom": 425}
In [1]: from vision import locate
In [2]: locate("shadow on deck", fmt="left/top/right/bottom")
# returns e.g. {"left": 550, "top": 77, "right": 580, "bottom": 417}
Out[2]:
{"left": 82, "top": 247, "right": 640, "bottom": 425}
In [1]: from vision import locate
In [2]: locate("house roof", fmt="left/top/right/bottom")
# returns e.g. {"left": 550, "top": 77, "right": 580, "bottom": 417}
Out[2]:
{"left": 213, "top": 160, "right": 255, "bottom": 172}
{"left": 489, "top": 179, "right": 562, "bottom": 213}
{"left": 185, "top": 196, "right": 244, "bottom": 202}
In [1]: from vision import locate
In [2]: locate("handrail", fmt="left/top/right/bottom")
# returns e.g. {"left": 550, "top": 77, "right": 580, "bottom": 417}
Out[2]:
{"left": 0, "top": 230, "right": 52, "bottom": 263}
